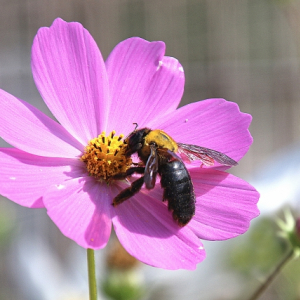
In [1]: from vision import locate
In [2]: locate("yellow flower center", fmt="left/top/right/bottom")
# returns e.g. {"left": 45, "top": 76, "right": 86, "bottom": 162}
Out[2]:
{"left": 81, "top": 131, "right": 132, "bottom": 181}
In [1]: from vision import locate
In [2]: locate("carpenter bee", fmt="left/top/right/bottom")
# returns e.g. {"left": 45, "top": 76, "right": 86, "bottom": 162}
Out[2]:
{"left": 112, "top": 125, "right": 238, "bottom": 226}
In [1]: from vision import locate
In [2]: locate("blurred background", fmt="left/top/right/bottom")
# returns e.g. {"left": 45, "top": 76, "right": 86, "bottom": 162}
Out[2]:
{"left": 1, "top": 0, "right": 300, "bottom": 299}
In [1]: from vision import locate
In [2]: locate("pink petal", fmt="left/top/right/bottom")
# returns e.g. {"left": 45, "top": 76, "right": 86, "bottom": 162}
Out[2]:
{"left": 0, "top": 148, "right": 84, "bottom": 208}
{"left": 188, "top": 168, "right": 259, "bottom": 240}
{"left": 150, "top": 98, "right": 252, "bottom": 167}
{"left": 111, "top": 183, "right": 205, "bottom": 270}
{"left": 0, "top": 91, "right": 83, "bottom": 157}
{"left": 32, "top": 18, "right": 109, "bottom": 145}
{"left": 43, "top": 177, "right": 112, "bottom": 249}
{"left": 105, "top": 37, "right": 184, "bottom": 135}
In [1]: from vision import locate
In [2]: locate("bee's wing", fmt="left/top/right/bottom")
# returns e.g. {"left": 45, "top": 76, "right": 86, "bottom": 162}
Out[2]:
{"left": 144, "top": 144, "right": 159, "bottom": 189}
{"left": 177, "top": 143, "right": 238, "bottom": 166}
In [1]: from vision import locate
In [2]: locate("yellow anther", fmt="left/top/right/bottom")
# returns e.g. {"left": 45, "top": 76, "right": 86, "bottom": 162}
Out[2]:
{"left": 81, "top": 131, "right": 132, "bottom": 181}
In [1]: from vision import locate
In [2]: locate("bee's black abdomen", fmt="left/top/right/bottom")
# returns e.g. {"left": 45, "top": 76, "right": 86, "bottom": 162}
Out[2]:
{"left": 159, "top": 160, "right": 195, "bottom": 226}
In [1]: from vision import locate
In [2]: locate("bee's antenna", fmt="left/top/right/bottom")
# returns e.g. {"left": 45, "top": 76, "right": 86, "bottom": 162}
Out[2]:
{"left": 125, "top": 123, "right": 139, "bottom": 140}
{"left": 133, "top": 123, "right": 138, "bottom": 131}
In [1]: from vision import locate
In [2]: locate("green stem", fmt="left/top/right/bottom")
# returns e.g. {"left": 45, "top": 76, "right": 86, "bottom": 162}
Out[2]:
{"left": 247, "top": 249, "right": 294, "bottom": 300}
{"left": 87, "top": 248, "right": 98, "bottom": 300}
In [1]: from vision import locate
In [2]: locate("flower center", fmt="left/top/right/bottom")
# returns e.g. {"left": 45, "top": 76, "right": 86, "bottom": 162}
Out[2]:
{"left": 81, "top": 131, "right": 132, "bottom": 181}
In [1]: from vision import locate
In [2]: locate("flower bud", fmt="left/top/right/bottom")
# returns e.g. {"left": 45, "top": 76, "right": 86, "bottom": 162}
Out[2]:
{"left": 277, "top": 210, "right": 300, "bottom": 257}
{"left": 102, "top": 238, "right": 144, "bottom": 300}
{"left": 296, "top": 219, "right": 300, "bottom": 240}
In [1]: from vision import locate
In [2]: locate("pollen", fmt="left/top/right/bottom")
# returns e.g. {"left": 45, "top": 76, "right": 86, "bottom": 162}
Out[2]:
{"left": 81, "top": 131, "right": 132, "bottom": 181}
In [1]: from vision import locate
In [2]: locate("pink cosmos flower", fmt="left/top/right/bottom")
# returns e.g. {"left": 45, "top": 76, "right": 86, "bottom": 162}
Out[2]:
{"left": 0, "top": 18, "right": 259, "bottom": 270}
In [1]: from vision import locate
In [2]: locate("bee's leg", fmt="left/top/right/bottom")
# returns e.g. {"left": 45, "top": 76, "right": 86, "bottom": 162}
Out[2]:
{"left": 132, "top": 162, "right": 144, "bottom": 166}
{"left": 125, "top": 166, "right": 145, "bottom": 175}
{"left": 109, "top": 167, "right": 145, "bottom": 181}
{"left": 113, "top": 176, "right": 145, "bottom": 206}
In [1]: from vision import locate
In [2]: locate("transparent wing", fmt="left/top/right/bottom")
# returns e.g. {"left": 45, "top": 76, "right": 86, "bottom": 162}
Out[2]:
{"left": 177, "top": 143, "right": 238, "bottom": 167}
{"left": 144, "top": 144, "right": 159, "bottom": 189}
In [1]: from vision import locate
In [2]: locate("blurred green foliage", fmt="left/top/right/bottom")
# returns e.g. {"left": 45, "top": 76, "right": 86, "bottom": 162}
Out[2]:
{"left": 229, "top": 217, "right": 287, "bottom": 275}
{"left": 228, "top": 214, "right": 300, "bottom": 299}
{"left": 0, "top": 199, "right": 16, "bottom": 247}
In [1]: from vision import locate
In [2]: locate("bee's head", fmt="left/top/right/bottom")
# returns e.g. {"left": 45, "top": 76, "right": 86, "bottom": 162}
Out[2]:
{"left": 124, "top": 127, "right": 151, "bottom": 157}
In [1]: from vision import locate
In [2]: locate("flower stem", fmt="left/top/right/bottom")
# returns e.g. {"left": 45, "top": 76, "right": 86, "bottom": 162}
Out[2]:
{"left": 247, "top": 249, "right": 294, "bottom": 300}
{"left": 87, "top": 248, "right": 98, "bottom": 300}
